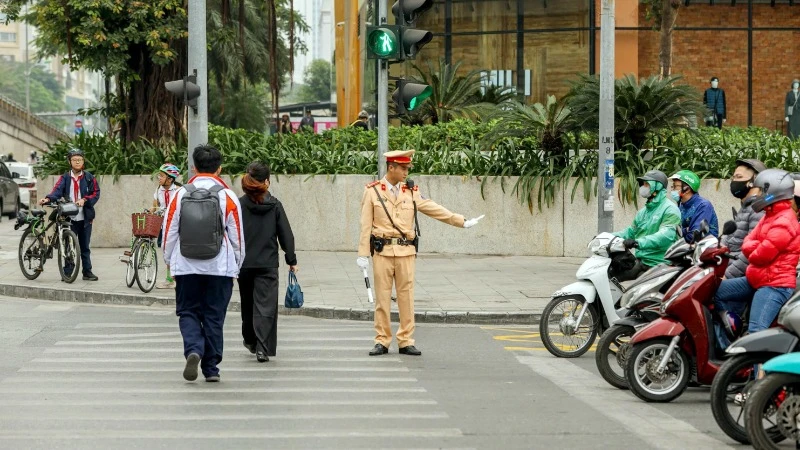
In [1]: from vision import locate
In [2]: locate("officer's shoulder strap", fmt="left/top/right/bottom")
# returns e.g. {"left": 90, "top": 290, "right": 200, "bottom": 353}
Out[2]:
{"left": 365, "top": 180, "right": 380, "bottom": 189}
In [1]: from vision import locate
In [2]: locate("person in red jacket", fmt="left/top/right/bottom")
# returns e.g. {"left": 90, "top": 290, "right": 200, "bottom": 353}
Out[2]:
{"left": 714, "top": 169, "right": 800, "bottom": 348}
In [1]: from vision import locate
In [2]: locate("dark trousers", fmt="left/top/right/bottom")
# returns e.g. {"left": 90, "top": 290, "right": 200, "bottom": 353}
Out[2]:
{"left": 175, "top": 274, "right": 233, "bottom": 377}
{"left": 68, "top": 220, "right": 92, "bottom": 274}
{"left": 238, "top": 268, "right": 279, "bottom": 356}
{"left": 714, "top": 113, "right": 724, "bottom": 129}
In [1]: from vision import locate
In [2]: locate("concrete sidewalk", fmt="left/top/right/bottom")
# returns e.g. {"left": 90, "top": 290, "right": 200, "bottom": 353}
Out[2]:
{"left": 0, "top": 226, "right": 583, "bottom": 324}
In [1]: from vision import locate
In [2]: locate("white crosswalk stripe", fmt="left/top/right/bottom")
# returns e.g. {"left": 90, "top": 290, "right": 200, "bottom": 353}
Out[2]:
{"left": 0, "top": 317, "right": 464, "bottom": 448}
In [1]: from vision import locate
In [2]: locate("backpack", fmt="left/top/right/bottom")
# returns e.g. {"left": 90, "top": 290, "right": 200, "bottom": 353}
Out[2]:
{"left": 178, "top": 183, "right": 225, "bottom": 260}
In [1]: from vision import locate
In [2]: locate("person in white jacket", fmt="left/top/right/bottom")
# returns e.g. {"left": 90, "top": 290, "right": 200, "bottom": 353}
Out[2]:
{"left": 162, "top": 145, "right": 245, "bottom": 382}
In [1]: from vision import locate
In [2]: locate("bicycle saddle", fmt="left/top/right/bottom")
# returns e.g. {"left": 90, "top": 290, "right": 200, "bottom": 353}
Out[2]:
{"left": 30, "top": 210, "right": 46, "bottom": 217}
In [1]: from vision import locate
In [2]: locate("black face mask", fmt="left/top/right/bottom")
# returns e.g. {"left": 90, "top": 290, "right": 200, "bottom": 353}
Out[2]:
{"left": 730, "top": 180, "right": 751, "bottom": 199}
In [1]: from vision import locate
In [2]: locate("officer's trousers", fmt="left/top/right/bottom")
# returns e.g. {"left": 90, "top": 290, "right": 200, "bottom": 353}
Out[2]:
{"left": 372, "top": 253, "right": 416, "bottom": 348}
{"left": 175, "top": 274, "right": 233, "bottom": 377}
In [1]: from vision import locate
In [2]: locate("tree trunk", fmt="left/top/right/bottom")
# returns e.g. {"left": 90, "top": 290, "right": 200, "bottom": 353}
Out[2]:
{"left": 120, "top": 43, "right": 186, "bottom": 147}
{"left": 658, "top": 0, "right": 680, "bottom": 78}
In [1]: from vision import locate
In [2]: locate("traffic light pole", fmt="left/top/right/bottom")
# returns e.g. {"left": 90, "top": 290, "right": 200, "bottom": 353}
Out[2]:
{"left": 598, "top": 0, "right": 615, "bottom": 233}
{"left": 187, "top": 0, "right": 209, "bottom": 175}
{"left": 377, "top": 0, "right": 389, "bottom": 179}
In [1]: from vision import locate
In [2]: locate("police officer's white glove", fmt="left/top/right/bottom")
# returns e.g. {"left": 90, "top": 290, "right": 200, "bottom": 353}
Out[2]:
{"left": 356, "top": 256, "right": 370, "bottom": 270}
{"left": 463, "top": 214, "right": 485, "bottom": 228}
{"left": 787, "top": 117, "right": 791, "bottom": 123}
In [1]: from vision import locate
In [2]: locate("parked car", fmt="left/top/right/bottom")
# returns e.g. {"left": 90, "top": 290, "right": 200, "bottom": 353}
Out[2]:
{"left": 7, "top": 162, "right": 35, "bottom": 208}
{"left": 0, "top": 161, "right": 20, "bottom": 218}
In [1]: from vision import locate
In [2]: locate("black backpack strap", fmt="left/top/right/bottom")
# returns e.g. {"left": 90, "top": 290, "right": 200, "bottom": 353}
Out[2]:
{"left": 372, "top": 185, "right": 406, "bottom": 240}
{"left": 184, "top": 184, "right": 197, "bottom": 194}
{"left": 209, "top": 185, "right": 224, "bottom": 194}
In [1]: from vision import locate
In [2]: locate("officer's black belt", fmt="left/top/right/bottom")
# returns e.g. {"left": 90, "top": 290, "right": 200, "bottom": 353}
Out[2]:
{"left": 373, "top": 237, "right": 415, "bottom": 246}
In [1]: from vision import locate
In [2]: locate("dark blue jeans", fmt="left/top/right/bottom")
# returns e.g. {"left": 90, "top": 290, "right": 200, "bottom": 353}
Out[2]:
{"left": 175, "top": 274, "right": 234, "bottom": 378}
{"left": 70, "top": 220, "right": 92, "bottom": 275}
{"left": 714, "top": 277, "right": 793, "bottom": 348}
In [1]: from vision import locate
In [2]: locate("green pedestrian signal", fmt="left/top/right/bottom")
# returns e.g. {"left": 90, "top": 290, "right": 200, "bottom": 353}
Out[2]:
{"left": 393, "top": 79, "right": 432, "bottom": 115}
{"left": 366, "top": 26, "right": 400, "bottom": 60}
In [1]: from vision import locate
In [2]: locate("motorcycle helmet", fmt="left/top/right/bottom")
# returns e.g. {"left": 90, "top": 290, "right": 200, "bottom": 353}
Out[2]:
{"left": 717, "top": 309, "right": 744, "bottom": 342}
{"left": 159, "top": 163, "right": 180, "bottom": 179}
{"left": 736, "top": 158, "right": 767, "bottom": 175}
{"left": 751, "top": 168, "right": 795, "bottom": 213}
{"left": 669, "top": 170, "right": 702, "bottom": 193}
{"left": 636, "top": 170, "right": 668, "bottom": 191}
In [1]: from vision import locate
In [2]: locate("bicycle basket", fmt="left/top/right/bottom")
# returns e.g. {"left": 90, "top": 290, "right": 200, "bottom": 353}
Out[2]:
{"left": 131, "top": 212, "right": 163, "bottom": 238}
{"left": 59, "top": 202, "right": 80, "bottom": 217}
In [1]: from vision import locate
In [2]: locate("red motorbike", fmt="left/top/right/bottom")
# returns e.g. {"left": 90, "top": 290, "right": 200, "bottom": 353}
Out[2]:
{"left": 625, "top": 222, "right": 740, "bottom": 403}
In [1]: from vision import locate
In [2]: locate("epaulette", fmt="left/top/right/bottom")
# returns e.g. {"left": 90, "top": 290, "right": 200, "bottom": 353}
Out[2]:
{"left": 366, "top": 181, "right": 380, "bottom": 188}
{"left": 401, "top": 185, "right": 419, "bottom": 192}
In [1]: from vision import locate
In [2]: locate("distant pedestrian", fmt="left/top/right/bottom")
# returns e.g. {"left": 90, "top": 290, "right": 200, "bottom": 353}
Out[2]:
{"left": 299, "top": 110, "right": 315, "bottom": 133}
{"left": 351, "top": 110, "right": 370, "bottom": 131}
{"left": 152, "top": 163, "right": 181, "bottom": 290}
{"left": 6, "top": 153, "right": 16, "bottom": 162}
{"left": 279, "top": 114, "right": 293, "bottom": 134}
{"left": 162, "top": 145, "right": 245, "bottom": 382}
{"left": 238, "top": 161, "right": 297, "bottom": 363}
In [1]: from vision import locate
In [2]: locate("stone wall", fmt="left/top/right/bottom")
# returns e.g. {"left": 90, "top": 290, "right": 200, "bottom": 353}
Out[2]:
{"left": 0, "top": 95, "right": 67, "bottom": 156}
{"left": 37, "top": 174, "right": 741, "bottom": 257}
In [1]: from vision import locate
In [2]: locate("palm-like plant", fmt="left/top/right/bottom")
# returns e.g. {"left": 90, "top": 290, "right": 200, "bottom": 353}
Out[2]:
{"left": 482, "top": 96, "right": 572, "bottom": 164}
{"left": 403, "top": 58, "right": 493, "bottom": 124}
{"left": 473, "top": 84, "right": 516, "bottom": 105}
{"left": 567, "top": 73, "right": 703, "bottom": 150}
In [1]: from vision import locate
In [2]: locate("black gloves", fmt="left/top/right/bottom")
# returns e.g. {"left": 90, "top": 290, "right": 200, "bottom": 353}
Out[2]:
{"left": 623, "top": 239, "right": 638, "bottom": 249}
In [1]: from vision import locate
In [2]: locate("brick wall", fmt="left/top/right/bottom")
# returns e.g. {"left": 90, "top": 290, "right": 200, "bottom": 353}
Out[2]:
{"left": 637, "top": 4, "right": 800, "bottom": 129}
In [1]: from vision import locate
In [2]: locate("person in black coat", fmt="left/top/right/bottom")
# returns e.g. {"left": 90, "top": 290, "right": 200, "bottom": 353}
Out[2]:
{"left": 238, "top": 161, "right": 298, "bottom": 363}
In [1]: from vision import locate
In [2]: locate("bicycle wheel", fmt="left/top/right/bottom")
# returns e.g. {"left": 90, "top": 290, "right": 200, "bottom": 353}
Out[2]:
{"left": 57, "top": 228, "right": 81, "bottom": 283}
{"left": 126, "top": 239, "right": 139, "bottom": 288}
{"left": 18, "top": 228, "right": 44, "bottom": 280}
{"left": 134, "top": 240, "right": 158, "bottom": 293}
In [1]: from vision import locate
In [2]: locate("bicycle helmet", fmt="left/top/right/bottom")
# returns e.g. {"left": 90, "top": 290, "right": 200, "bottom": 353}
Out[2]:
{"left": 159, "top": 163, "right": 180, "bottom": 179}
{"left": 670, "top": 170, "right": 702, "bottom": 193}
{"left": 751, "top": 168, "right": 796, "bottom": 212}
{"left": 66, "top": 147, "right": 84, "bottom": 161}
{"left": 636, "top": 170, "right": 668, "bottom": 191}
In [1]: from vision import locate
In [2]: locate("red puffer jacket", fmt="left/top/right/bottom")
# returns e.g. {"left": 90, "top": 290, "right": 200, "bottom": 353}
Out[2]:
{"left": 742, "top": 200, "right": 800, "bottom": 289}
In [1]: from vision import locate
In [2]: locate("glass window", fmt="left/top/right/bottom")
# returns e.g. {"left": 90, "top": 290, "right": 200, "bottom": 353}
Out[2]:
{"left": 522, "top": 0, "right": 589, "bottom": 31}
{"left": 414, "top": 0, "right": 446, "bottom": 35}
{"left": 522, "top": 29, "right": 588, "bottom": 104}
{"left": 451, "top": 0, "right": 518, "bottom": 33}
{"left": 0, "top": 32, "right": 16, "bottom": 43}
{"left": 7, "top": 164, "right": 32, "bottom": 178}
{"left": 0, "top": 164, "right": 11, "bottom": 179}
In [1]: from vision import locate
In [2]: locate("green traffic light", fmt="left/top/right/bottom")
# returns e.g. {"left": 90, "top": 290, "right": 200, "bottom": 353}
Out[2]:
{"left": 368, "top": 28, "right": 397, "bottom": 58}
{"left": 407, "top": 86, "right": 432, "bottom": 111}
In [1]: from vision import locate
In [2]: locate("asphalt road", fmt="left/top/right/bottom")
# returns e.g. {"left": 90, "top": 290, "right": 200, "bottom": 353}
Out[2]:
{"left": 0, "top": 296, "right": 753, "bottom": 449}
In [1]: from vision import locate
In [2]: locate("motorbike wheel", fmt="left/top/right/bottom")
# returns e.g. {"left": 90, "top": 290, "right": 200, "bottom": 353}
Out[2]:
{"left": 710, "top": 353, "right": 785, "bottom": 445}
{"left": 626, "top": 338, "right": 690, "bottom": 403}
{"left": 745, "top": 373, "right": 800, "bottom": 450}
{"left": 595, "top": 325, "right": 635, "bottom": 390}
{"left": 539, "top": 295, "right": 598, "bottom": 358}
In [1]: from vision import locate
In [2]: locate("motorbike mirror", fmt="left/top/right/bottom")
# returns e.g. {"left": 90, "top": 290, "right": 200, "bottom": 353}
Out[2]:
{"left": 722, "top": 220, "right": 737, "bottom": 236}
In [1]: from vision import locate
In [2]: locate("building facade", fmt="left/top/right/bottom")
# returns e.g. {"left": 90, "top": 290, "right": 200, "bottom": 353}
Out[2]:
{"left": 335, "top": 0, "right": 800, "bottom": 130}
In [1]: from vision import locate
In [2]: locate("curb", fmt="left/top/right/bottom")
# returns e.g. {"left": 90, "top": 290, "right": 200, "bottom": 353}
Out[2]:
{"left": 0, "top": 283, "right": 540, "bottom": 325}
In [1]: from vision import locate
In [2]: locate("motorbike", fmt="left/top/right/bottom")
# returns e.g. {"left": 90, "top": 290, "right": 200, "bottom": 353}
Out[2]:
{"left": 743, "top": 351, "right": 800, "bottom": 449}
{"left": 538, "top": 233, "right": 637, "bottom": 358}
{"left": 711, "top": 290, "right": 800, "bottom": 444}
{"left": 625, "top": 221, "right": 740, "bottom": 403}
{"left": 595, "top": 234, "right": 719, "bottom": 390}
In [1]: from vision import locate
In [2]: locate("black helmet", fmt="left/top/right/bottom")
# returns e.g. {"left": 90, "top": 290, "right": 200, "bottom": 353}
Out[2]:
{"left": 636, "top": 170, "right": 668, "bottom": 191}
{"left": 66, "top": 147, "right": 84, "bottom": 161}
{"left": 735, "top": 158, "right": 767, "bottom": 174}
{"left": 751, "top": 168, "right": 795, "bottom": 213}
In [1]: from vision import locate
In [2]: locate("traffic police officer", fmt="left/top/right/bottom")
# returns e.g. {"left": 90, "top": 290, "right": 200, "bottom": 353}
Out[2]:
{"left": 357, "top": 150, "right": 484, "bottom": 356}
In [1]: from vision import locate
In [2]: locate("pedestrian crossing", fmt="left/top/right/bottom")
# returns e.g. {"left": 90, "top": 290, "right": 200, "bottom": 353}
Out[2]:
{"left": 0, "top": 313, "right": 470, "bottom": 449}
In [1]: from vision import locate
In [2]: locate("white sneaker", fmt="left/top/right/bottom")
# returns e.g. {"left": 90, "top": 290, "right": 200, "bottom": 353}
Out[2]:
{"left": 156, "top": 281, "right": 175, "bottom": 289}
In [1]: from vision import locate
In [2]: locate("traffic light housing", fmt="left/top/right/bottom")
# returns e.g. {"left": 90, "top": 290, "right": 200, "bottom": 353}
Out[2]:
{"left": 392, "top": 0, "right": 434, "bottom": 61}
{"left": 366, "top": 25, "right": 401, "bottom": 60}
{"left": 392, "top": 0, "right": 434, "bottom": 25}
{"left": 165, "top": 74, "right": 201, "bottom": 113}
{"left": 392, "top": 79, "right": 432, "bottom": 115}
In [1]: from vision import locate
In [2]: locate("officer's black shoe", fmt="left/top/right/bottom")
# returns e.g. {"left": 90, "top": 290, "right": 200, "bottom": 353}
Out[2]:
{"left": 256, "top": 351, "right": 269, "bottom": 363}
{"left": 83, "top": 272, "right": 99, "bottom": 281}
{"left": 242, "top": 340, "right": 256, "bottom": 354}
{"left": 399, "top": 345, "right": 422, "bottom": 356}
{"left": 369, "top": 344, "right": 389, "bottom": 356}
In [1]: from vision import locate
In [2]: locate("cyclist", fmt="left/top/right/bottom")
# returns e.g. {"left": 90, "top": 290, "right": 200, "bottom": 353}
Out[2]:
{"left": 40, "top": 147, "right": 101, "bottom": 281}
{"left": 153, "top": 163, "right": 181, "bottom": 289}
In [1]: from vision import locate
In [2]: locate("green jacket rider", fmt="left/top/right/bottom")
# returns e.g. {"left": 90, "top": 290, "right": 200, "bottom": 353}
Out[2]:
{"left": 613, "top": 170, "right": 681, "bottom": 268}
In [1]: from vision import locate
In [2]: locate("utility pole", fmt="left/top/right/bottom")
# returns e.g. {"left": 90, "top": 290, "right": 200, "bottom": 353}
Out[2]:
{"left": 186, "top": 0, "right": 208, "bottom": 175}
{"left": 598, "top": 0, "right": 615, "bottom": 233}
{"left": 24, "top": 2, "right": 30, "bottom": 113}
{"left": 376, "top": 0, "right": 389, "bottom": 179}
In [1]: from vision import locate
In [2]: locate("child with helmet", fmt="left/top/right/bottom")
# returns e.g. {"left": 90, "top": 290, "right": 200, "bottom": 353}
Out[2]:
{"left": 153, "top": 163, "right": 181, "bottom": 289}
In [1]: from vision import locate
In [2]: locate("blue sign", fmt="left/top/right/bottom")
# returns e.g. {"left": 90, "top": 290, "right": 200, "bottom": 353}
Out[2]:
{"left": 604, "top": 159, "right": 614, "bottom": 190}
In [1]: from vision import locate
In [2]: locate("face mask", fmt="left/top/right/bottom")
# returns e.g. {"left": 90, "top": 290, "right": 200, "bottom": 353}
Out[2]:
{"left": 711, "top": 81, "right": 719, "bottom": 89}
{"left": 671, "top": 191, "right": 681, "bottom": 202}
{"left": 639, "top": 185, "right": 651, "bottom": 199}
{"left": 730, "top": 180, "right": 751, "bottom": 199}
{"left": 794, "top": 83, "right": 799, "bottom": 90}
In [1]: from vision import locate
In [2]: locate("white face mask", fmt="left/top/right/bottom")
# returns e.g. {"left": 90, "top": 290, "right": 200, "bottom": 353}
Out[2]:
{"left": 793, "top": 83, "right": 799, "bottom": 90}
{"left": 711, "top": 81, "right": 719, "bottom": 89}
{"left": 639, "top": 185, "right": 652, "bottom": 199}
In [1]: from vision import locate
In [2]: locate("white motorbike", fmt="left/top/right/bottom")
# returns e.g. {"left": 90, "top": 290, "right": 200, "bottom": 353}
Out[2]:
{"left": 539, "top": 232, "right": 717, "bottom": 358}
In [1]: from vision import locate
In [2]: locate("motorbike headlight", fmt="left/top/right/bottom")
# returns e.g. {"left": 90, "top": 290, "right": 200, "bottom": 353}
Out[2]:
{"left": 660, "top": 269, "right": 710, "bottom": 314}
{"left": 726, "top": 346, "right": 747, "bottom": 354}
{"left": 588, "top": 238, "right": 608, "bottom": 257}
{"left": 620, "top": 273, "right": 675, "bottom": 309}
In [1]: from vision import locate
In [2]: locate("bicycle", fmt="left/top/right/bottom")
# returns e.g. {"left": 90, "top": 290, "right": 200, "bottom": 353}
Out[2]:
{"left": 15, "top": 200, "right": 81, "bottom": 283}
{"left": 121, "top": 209, "right": 162, "bottom": 293}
